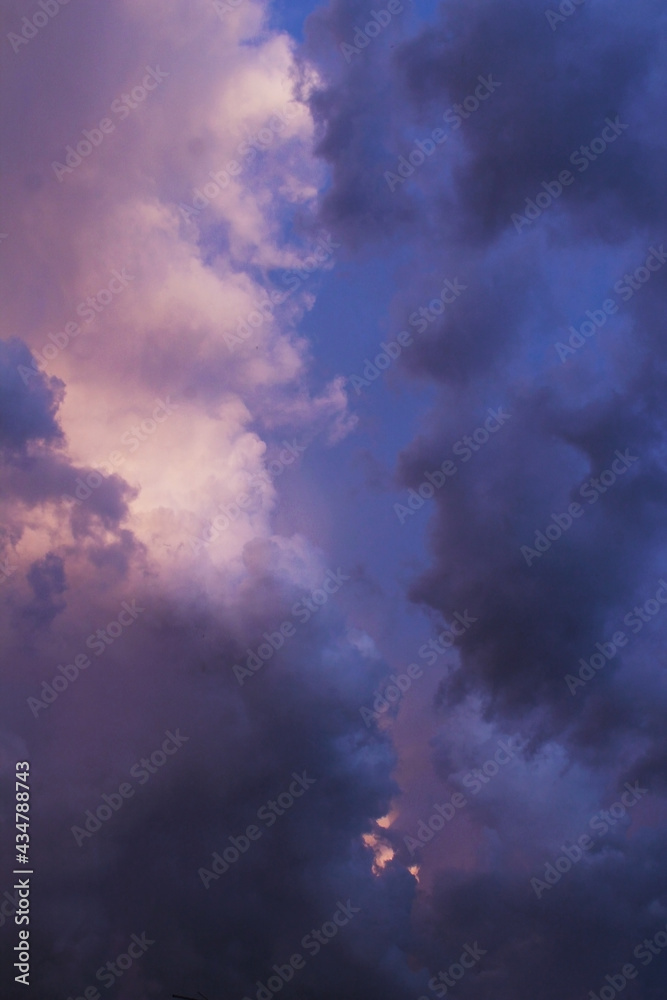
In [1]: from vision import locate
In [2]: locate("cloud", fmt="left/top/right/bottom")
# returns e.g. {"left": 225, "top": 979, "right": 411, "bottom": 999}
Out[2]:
{"left": 3, "top": 0, "right": 667, "bottom": 998}
{"left": 0, "top": 339, "right": 64, "bottom": 453}
{"left": 0, "top": 2, "right": 418, "bottom": 998}
{"left": 298, "top": 0, "right": 667, "bottom": 996}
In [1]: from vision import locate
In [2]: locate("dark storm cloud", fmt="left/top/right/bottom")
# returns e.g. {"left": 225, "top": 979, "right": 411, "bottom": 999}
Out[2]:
{"left": 0, "top": 449, "right": 136, "bottom": 528}
{"left": 308, "top": 0, "right": 667, "bottom": 247}
{"left": 10, "top": 569, "right": 428, "bottom": 1000}
{"left": 306, "top": 0, "right": 667, "bottom": 740}
{"left": 413, "top": 827, "right": 667, "bottom": 1000}
{"left": 303, "top": 0, "right": 421, "bottom": 244}
{"left": 394, "top": 0, "right": 667, "bottom": 243}
{"left": 302, "top": 3, "right": 667, "bottom": 998}
{"left": 397, "top": 383, "right": 667, "bottom": 742}
{"left": 0, "top": 338, "right": 64, "bottom": 453}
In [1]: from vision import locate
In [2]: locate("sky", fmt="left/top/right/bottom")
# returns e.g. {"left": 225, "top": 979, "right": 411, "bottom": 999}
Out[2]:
{"left": 1, "top": 0, "right": 667, "bottom": 997}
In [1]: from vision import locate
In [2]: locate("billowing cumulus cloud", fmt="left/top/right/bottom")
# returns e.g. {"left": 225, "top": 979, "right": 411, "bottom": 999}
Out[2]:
{"left": 3, "top": 0, "right": 667, "bottom": 997}
{"left": 0, "top": 1, "right": 420, "bottom": 998}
